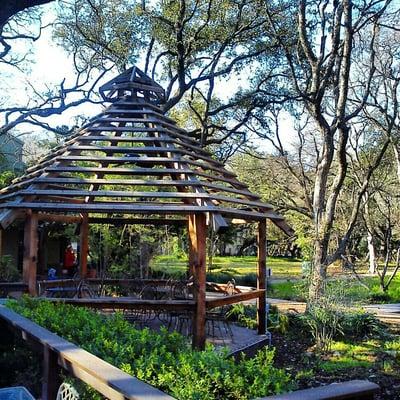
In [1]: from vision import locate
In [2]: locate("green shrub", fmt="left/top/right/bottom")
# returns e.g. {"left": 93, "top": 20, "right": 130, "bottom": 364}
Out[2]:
{"left": 302, "top": 297, "right": 343, "bottom": 353}
{"left": 339, "top": 310, "right": 385, "bottom": 340}
{"left": 226, "top": 303, "right": 257, "bottom": 329}
{"left": 226, "top": 304, "right": 291, "bottom": 335}
{"left": 7, "top": 297, "right": 294, "bottom": 399}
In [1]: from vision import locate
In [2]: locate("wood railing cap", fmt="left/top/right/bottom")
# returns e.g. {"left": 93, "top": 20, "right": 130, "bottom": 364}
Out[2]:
{"left": 260, "top": 380, "right": 379, "bottom": 400}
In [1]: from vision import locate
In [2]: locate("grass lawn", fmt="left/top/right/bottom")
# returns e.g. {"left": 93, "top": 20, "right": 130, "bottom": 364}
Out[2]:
{"left": 151, "top": 255, "right": 400, "bottom": 304}
{"left": 268, "top": 275, "right": 400, "bottom": 303}
{"left": 151, "top": 255, "right": 302, "bottom": 279}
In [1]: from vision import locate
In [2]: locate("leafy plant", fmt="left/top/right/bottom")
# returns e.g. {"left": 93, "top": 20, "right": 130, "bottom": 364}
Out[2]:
{"left": 7, "top": 297, "right": 294, "bottom": 399}
{"left": 340, "top": 310, "right": 385, "bottom": 340}
{"left": 302, "top": 296, "right": 344, "bottom": 353}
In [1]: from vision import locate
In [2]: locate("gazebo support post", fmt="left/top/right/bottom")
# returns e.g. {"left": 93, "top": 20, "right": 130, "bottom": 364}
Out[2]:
{"left": 188, "top": 219, "right": 195, "bottom": 278}
{"left": 188, "top": 213, "right": 207, "bottom": 350}
{"left": 257, "top": 219, "right": 267, "bottom": 334}
{"left": 79, "top": 213, "right": 89, "bottom": 277}
{"left": 23, "top": 211, "right": 38, "bottom": 296}
{"left": 0, "top": 227, "right": 3, "bottom": 256}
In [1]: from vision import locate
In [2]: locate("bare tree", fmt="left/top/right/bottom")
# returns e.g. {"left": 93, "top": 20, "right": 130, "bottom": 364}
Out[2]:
{"left": 259, "top": 0, "right": 395, "bottom": 300}
{"left": 0, "top": 0, "right": 113, "bottom": 137}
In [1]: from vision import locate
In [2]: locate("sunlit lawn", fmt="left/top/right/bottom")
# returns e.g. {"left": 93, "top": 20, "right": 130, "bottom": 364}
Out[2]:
{"left": 268, "top": 275, "right": 400, "bottom": 303}
{"left": 151, "top": 255, "right": 303, "bottom": 278}
{"left": 151, "top": 255, "right": 400, "bottom": 303}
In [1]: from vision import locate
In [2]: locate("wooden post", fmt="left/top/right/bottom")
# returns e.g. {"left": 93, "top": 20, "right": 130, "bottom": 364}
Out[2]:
{"left": 23, "top": 211, "right": 38, "bottom": 296}
{"left": 187, "top": 217, "right": 195, "bottom": 278}
{"left": 257, "top": 219, "right": 267, "bottom": 335}
{"left": 188, "top": 214, "right": 207, "bottom": 350}
{"left": 42, "top": 346, "right": 62, "bottom": 400}
{"left": 79, "top": 213, "right": 89, "bottom": 277}
{"left": 0, "top": 227, "right": 3, "bottom": 257}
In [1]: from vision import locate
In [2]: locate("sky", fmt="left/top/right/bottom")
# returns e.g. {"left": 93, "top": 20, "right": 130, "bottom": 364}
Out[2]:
{"left": 0, "top": 1, "right": 297, "bottom": 159}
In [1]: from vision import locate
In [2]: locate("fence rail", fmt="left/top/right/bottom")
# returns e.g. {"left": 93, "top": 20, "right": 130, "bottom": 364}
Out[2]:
{"left": 261, "top": 380, "right": 379, "bottom": 400}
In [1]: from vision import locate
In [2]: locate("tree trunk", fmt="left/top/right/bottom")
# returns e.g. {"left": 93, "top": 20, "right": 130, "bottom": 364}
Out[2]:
{"left": 309, "top": 237, "right": 328, "bottom": 301}
{"left": 367, "top": 231, "right": 377, "bottom": 274}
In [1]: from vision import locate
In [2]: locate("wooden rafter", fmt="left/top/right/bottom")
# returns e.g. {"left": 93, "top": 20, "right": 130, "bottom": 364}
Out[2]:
{"left": 0, "top": 66, "right": 291, "bottom": 234}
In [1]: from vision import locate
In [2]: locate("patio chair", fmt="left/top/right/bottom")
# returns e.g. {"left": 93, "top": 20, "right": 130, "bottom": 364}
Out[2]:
{"left": 167, "top": 280, "right": 192, "bottom": 334}
{"left": 56, "top": 382, "right": 79, "bottom": 400}
{"left": 205, "top": 280, "right": 235, "bottom": 340}
{"left": 74, "top": 280, "right": 96, "bottom": 298}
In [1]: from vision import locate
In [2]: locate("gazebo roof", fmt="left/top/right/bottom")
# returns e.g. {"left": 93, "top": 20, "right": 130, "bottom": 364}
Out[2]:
{"left": 0, "top": 67, "right": 292, "bottom": 233}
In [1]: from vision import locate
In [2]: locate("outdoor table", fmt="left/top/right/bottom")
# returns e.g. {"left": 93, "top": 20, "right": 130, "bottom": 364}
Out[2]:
{"left": 0, "top": 387, "right": 35, "bottom": 400}
{"left": 45, "top": 287, "right": 79, "bottom": 298}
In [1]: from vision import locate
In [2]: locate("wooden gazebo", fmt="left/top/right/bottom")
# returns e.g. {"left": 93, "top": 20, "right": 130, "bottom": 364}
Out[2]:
{"left": 0, "top": 67, "right": 291, "bottom": 349}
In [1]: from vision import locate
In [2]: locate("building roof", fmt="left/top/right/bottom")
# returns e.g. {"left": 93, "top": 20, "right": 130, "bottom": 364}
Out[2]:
{"left": 0, "top": 67, "right": 292, "bottom": 233}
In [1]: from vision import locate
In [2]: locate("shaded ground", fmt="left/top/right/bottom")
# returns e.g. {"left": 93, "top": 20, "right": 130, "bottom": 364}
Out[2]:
{"left": 272, "top": 329, "right": 400, "bottom": 400}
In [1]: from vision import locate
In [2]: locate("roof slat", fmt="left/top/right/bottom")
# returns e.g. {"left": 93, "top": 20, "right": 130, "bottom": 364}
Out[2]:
{"left": 0, "top": 202, "right": 280, "bottom": 221}
{"left": 11, "top": 189, "right": 272, "bottom": 209}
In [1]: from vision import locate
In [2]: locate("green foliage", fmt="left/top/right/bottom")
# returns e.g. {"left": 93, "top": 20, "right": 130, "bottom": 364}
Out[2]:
{"left": 317, "top": 340, "right": 380, "bottom": 373}
{"left": 7, "top": 297, "right": 294, "bottom": 399}
{"left": 340, "top": 310, "right": 385, "bottom": 340}
{"left": 302, "top": 296, "right": 344, "bottom": 353}
{"left": 227, "top": 303, "right": 257, "bottom": 330}
{"left": 268, "top": 280, "right": 307, "bottom": 301}
{"left": 151, "top": 255, "right": 302, "bottom": 283}
{"left": 301, "top": 301, "right": 387, "bottom": 353}
{"left": 226, "top": 304, "right": 290, "bottom": 335}
{"left": 0, "top": 255, "right": 20, "bottom": 282}
{"left": 0, "top": 170, "right": 17, "bottom": 189}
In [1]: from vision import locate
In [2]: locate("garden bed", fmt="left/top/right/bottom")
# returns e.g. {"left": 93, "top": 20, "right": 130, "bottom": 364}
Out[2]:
{"left": 3, "top": 297, "right": 400, "bottom": 400}
{"left": 4, "top": 297, "right": 294, "bottom": 400}
{"left": 272, "top": 332, "right": 400, "bottom": 399}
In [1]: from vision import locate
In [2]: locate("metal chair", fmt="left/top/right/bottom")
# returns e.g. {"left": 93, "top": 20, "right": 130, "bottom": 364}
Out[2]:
{"left": 56, "top": 382, "right": 79, "bottom": 400}
{"left": 205, "top": 280, "right": 235, "bottom": 340}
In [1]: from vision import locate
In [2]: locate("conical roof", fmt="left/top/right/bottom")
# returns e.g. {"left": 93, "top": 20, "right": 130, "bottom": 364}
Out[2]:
{"left": 0, "top": 67, "right": 292, "bottom": 233}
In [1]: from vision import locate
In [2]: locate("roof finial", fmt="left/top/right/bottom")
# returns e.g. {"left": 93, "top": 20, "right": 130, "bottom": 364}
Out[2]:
{"left": 99, "top": 66, "right": 165, "bottom": 103}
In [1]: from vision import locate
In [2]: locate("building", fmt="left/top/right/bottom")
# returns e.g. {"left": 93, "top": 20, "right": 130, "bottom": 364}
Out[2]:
{"left": 0, "top": 132, "right": 25, "bottom": 173}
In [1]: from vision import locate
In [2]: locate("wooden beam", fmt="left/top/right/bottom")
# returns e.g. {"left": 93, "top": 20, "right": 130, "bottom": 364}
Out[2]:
{"left": 0, "top": 208, "right": 26, "bottom": 229}
{"left": 23, "top": 211, "right": 38, "bottom": 296}
{"left": 259, "top": 380, "right": 379, "bottom": 400}
{"left": 1, "top": 202, "right": 276, "bottom": 221}
{"left": 187, "top": 217, "right": 195, "bottom": 278}
{"left": 189, "top": 213, "right": 207, "bottom": 350}
{"left": 257, "top": 219, "right": 267, "bottom": 335}
{"left": 205, "top": 290, "right": 266, "bottom": 310}
{"left": 38, "top": 213, "right": 82, "bottom": 224}
{"left": 25, "top": 176, "right": 259, "bottom": 199}
{"left": 89, "top": 217, "right": 186, "bottom": 225}
{"left": 79, "top": 214, "right": 89, "bottom": 277}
